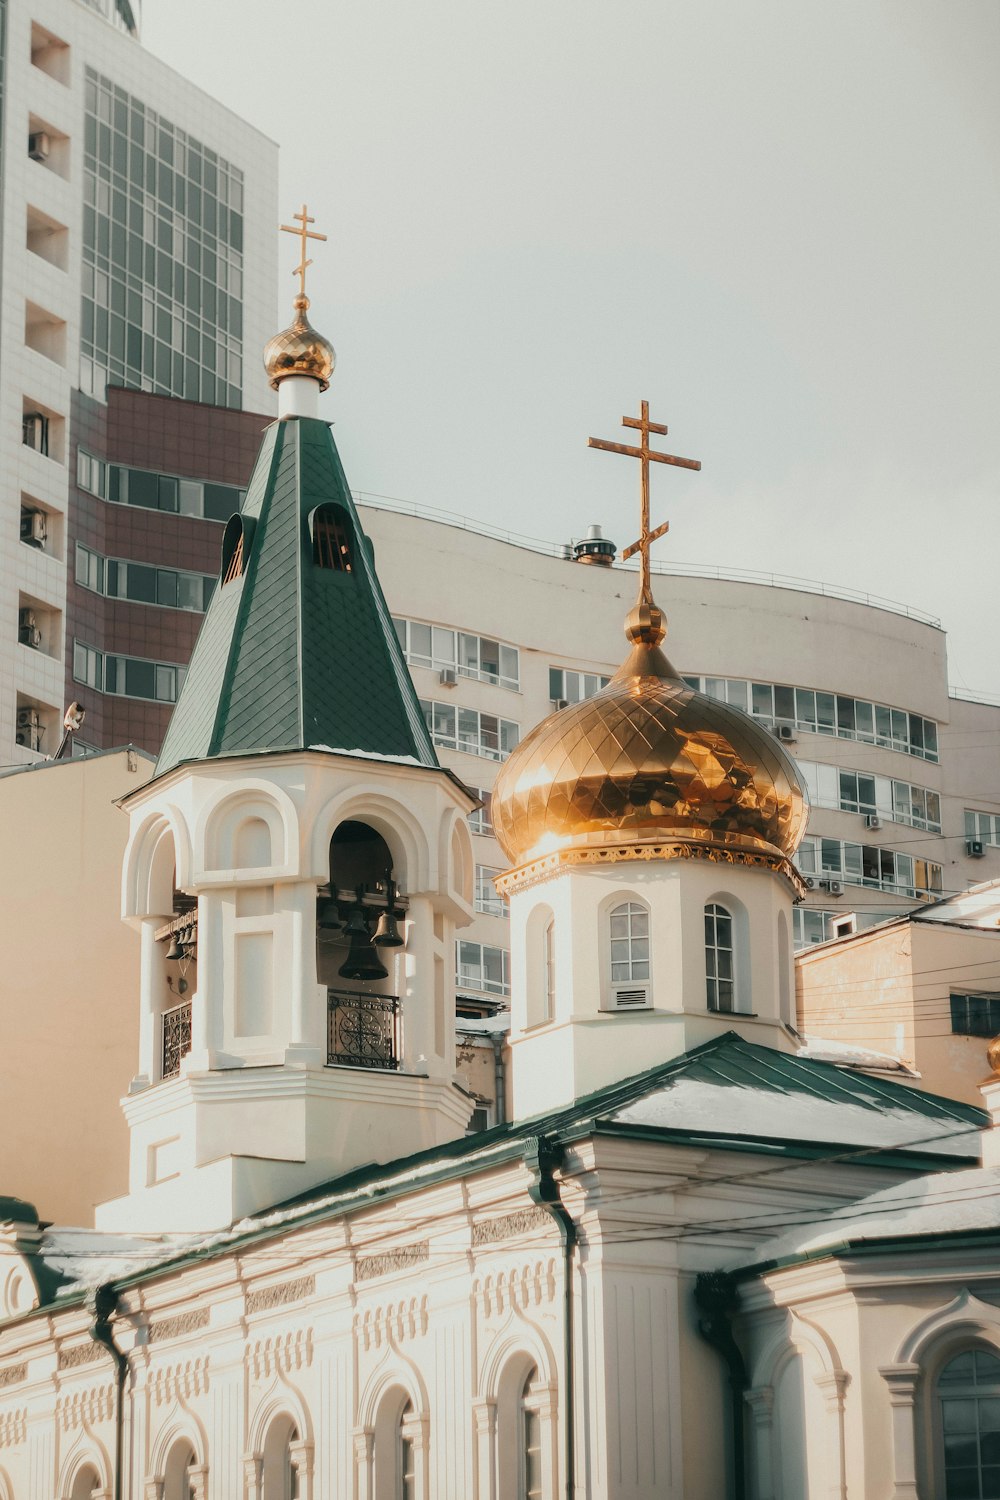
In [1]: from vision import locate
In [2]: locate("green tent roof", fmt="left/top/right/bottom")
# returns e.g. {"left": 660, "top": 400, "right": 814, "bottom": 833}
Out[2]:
{"left": 156, "top": 417, "right": 437, "bottom": 777}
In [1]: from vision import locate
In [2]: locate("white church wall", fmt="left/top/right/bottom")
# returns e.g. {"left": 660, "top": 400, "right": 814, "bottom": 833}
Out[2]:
{"left": 508, "top": 859, "right": 799, "bottom": 1116}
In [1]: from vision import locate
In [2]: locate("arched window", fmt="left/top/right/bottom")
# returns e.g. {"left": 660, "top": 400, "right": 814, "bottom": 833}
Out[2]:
{"left": 520, "top": 1367, "right": 543, "bottom": 1500}
{"left": 543, "top": 920, "right": 556, "bottom": 1023}
{"left": 163, "top": 1442, "right": 198, "bottom": 1500}
{"left": 69, "top": 1466, "right": 101, "bottom": 1500}
{"left": 936, "top": 1348, "right": 1000, "bottom": 1497}
{"left": 398, "top": 1402, "right": 417, "bottom": 1500}
{"left": 310, "top": 504, "right": 353, "bottom": 571}
{"left": 261, "top": 1416, "right": 299, "bottom": 1500}
{"left": 609, "top": 902, "right": 649, "bottom": 983}
{"left": 220, "top": 514, "right": 254, "bottom": 586}
{"left": 705, "top": 902, "right": 735, "bottom": 1012}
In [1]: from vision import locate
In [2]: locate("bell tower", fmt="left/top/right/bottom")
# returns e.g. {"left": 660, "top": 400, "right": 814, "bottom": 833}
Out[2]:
{"left": 97, "top": 212, "right": 476, "bottom": 1234}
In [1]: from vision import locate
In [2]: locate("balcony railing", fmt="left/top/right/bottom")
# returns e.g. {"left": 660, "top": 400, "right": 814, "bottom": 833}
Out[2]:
{"left": 162, "top": 1000, "right": 192, "bottom": 1080}
{"left": 327, "top": 990, "right": 400, "bottom": 1071}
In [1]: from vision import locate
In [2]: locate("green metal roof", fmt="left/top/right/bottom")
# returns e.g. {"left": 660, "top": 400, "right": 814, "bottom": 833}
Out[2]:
{"left": 156, "top": 417, "right": 437, "bottom": 777}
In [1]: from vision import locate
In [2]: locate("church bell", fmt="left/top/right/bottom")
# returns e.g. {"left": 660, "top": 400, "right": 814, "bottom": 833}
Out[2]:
{"left": 373, "top": 878, "right": 404, "bottom": 948}
{"left": 165, "top": 933, "right": 185, "bottom": 961}
{"left": 317, "top": 895, "right": 345, "bottom": 932}
{"left": 338, "top": 889, "right": 389, "bottom": 982}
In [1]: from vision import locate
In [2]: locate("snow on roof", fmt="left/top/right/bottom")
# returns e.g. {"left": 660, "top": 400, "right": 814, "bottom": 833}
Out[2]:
{"left": 731, "top": 1165, "right": 1000, "bottom": 1270}
{"left": 456, "top": 1013, "right": 510, "bottom": 1037}
{"left": 308, "top": 745, "right": 426, "bottom": 766}
{"left": 799, "top": 1036, "right": 914, "bottom": 1074}
{"left": 612, "top": 1078, "right": 979, "bottom": 1157}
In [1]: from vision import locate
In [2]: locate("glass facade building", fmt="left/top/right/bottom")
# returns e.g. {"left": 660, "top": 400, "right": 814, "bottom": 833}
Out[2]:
{"left": 81, "top": 68, "right": 245, "bottom": 409}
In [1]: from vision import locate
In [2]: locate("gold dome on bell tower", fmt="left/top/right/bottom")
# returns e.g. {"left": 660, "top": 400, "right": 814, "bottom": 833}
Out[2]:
{"left": 263, "top": 204, "right": 335, "bottom": 392}
{"left": 491, "top": 403, "right": 809, "bottom": 894}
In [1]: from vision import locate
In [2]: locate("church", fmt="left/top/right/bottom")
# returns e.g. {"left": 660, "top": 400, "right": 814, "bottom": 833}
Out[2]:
{"left": 2, "top": 231, "right": 1000, "bottom": 1500}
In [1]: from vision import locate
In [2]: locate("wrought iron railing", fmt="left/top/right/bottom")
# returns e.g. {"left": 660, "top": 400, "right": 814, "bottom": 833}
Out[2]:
{"left": 162, "top": 1001, "right": 192, "bottom": 1080}
{"left": 327, "top": 990, "right": 400, "bottom": 1071}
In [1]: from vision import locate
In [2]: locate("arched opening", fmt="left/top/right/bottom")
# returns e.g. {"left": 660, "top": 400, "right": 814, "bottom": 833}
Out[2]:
{"left": 163, "top": 1441, "right": 198, "bottom": 1500}
{"left": 220, "top": 513, "right": 254, "bottom": 586}
{"left": 525, "top": 904, "right": 556, "bottom": 1029}
{"left": 320, "top": 821, "right": 406, "bottom": 1070}
{"left": 151, "top": 834, "right": 196, "bottom": 1081}
{"left": 69, "top": 1464, "right": 102, "bottom": 1500}
{"left": 936, "top": 1347, "right": 1000, "bottom": 1497}
{"left": 309, "top": 503, "right": 354, "bottom": 571}
{"left": 373, "top": 1387, "right": 420, "bottom": 1500}
{"left": 261, "top": 1415, "right": 299, "bottom": 1500}
{"left": 496, "top": 1356, "right": 552, "bottom": 1500}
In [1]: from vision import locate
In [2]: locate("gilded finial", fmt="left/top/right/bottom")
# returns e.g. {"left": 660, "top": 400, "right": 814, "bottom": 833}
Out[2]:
{"left": 280, "top": 203, "right": 327, "bottom": 304}
{"left": 588, "top": 401, "right": 701, "bottom": 647}
{"left": 263, "top": 204, "right": 335, "bottom": 393}
{"left": 987, "top": 1034, "right": 1000, "bottom": 1076}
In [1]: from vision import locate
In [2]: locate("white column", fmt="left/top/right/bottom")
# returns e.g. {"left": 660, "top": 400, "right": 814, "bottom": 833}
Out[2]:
{"left": 402, "top": 896, "right": 436, "bottom": 1069}
{"left": 880, "top": 1364, "right": 921, "bottom": 1500}
{"left": 353, "top": 1428, "right": 374, "bottom": 1500}
{"left": 744, "top": 1387, "right": 775, "bottom": 1500}
{"left": 188, "top": 1464, "right": 209, "bottom": 1500}
{"left": 131, "top": 916, "right": 161, "bottom": 1090}
{"left": 242, "top": 1454, "right": 263, "bottom": 1500}
{"left": 188, "top": 890, "right": 219, "bottom": 1070}
{"left": 472, "top": 1398, "right": 498, "bottom": 1500}
{"left": 815, "top": 1370, "right": 851, "bottom": 1500}
{"left": 284, "top": 882, "right": 325, "bottom": 1065}
{"left": 289, "top": 1439, "right": 314, "bottom": 1500}
{"left": 532, "top": 1382, "right": 559, "bottom": 1500}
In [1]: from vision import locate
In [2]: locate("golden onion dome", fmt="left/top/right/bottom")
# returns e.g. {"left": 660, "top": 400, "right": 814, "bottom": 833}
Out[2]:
{"left": 263, "top": 295, "right": 335, "bottom": 391}
{"left": 492, "top": 595, "right": 808, "bottom": 891}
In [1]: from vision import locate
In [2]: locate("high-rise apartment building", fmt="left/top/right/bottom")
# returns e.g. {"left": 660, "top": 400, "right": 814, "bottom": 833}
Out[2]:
{"left": 2, "top": 0, "right": 277, "bottom": 761}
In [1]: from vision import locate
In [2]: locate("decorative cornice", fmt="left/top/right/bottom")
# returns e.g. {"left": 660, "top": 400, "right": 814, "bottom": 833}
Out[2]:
{"left": 246, "top": 1275, "right": 315, "bottom": 1315}
{"left": 148, "top": 1308, "right": 210, "bottom": 1343}
{"left": 475, "top": 1258, "right": 558, "bottom": 1314}
{"left": 355, "top": 1296, "right": 429, "bottom": 1351}
{"left": 472, "top": 1207, "right": 551, "bottom": 1247}
{"left": 0, "top": 1408, "right": 26, "bottom": 1448}
{"left": 247, "top": 1328, "right": 313, "bottom": 1380}
{"left": 148, "top": 1356, "right": 209, "bottom": 1406}
{"left": 495, "top": 839, "right": 806, "bottom": 898}
{"left": 356, "top": 1243, "right": 429, "bottom": 1282}
{"left": 58, "top": 1343, "right": 104, "bottom": 1371}
{"left": 57, "top": 1383, "right": 114, "bottom": 1430}
{"left": 0, "top": 1362, "right": 27, "bottom": 1389}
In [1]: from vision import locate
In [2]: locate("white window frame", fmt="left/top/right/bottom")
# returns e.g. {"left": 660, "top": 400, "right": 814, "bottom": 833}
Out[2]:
{"left": 705, "top": 902, "right": 736, "bottom": 1012}
{"left": 456, "top": 940, "right": 510, "bottom": 997}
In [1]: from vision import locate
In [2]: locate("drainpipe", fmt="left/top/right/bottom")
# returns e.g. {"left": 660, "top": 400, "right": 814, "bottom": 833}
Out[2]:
{"left": 490, "top": 1032, "right": 506, "bottom": 1126}
{"left": 526, "top": 1136, "right": 576, "bottom": 1500}
{"left": 694, "top": 1271, "right": 747, "bottom": 1500}
{"left": 87, "top": 1284, "right": 128, "bottom": 1500}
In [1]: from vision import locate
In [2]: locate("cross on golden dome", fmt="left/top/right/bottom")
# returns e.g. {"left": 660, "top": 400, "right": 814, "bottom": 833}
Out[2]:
{"left": 280, "top": 203, "right": 327, "bottom": 302}
{"left": 588, "top": 400, "right": 701, "bottom": 614}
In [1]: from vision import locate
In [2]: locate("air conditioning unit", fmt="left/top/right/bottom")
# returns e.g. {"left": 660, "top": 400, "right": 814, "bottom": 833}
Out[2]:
{"left": 865, "top": 813, "right": 882, "bottom": 830}
{"left": 803, "top": 875, "right": 817, "bottom": 889}
{"left": 28, "top": 130, "right": 51, "bottom": 163}
{"left": 819, "top": 879, "right": 844, "bottom": 896}
{"left": 967, "top": 839, "right": 986, "bottom": 858}
{"left": 15, "top": 707, "right": 43, "bottom": 751}
{"left": 552, "top": 698, "right": 569, "bottom": 710}
{"left": 18, "top": 610, "right": 41, "bottom": 649}
{"left": 773, "top": 721, "right": 797, "bottom": 743}
{"left": 605, "top": 983, "right": 652, "bottom": 1012}
{"left": 20, "top": 510, "right": 47, "bottom": 547}
{"left": 22, "top": 412, "right": 48, "bottom": 453}
{"left": 439, "top": 668, "right": 457, "bottom": 687}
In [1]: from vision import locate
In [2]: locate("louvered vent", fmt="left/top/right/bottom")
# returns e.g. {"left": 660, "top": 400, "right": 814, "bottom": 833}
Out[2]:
{"left": 607, "top": 983, "right": 651, "bottom": 1011}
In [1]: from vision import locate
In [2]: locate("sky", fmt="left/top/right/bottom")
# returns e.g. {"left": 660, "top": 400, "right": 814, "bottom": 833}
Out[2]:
{"left": 143, "top": 2, "right": 1000, "bottom": 695}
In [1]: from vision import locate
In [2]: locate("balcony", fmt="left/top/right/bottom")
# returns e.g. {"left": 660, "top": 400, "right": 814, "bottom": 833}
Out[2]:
{"left": 162, "top": 1001, "right": 192, "bottom": 1080}
{"left": 327, "top": 990, "right": 400, "bottom": 1071}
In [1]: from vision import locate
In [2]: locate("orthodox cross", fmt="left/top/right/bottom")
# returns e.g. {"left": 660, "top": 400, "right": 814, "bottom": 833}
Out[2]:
{"left": 588, "top": 400, "right": 701, "bottom": 604}
{"left": 280, "top": 204, "right": 327, "bottom": 300}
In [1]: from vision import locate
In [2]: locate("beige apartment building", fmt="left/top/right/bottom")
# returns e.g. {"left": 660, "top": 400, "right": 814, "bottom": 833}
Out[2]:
{"left": 358, "top": 501, "right": 1000, "bottom": 1021}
